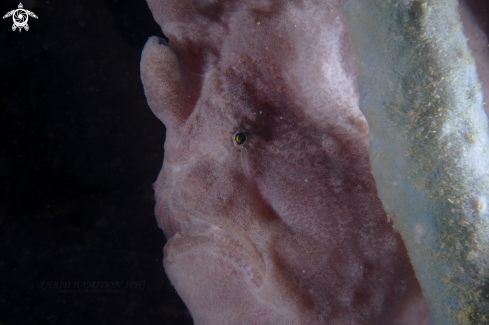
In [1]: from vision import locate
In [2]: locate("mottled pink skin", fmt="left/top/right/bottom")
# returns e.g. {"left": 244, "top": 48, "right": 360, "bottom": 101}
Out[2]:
{"left": 140, "top": 0, "right": 430, "bottom": 324}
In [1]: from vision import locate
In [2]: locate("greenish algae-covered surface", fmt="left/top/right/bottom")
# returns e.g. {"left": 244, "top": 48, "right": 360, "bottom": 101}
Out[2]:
{"left": 344, "top": 0, "right": 489, "bottom": 323}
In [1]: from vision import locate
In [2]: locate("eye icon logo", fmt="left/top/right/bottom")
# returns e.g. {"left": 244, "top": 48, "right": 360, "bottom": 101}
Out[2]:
{"left": 2, "top": 3, "right": 38, "bottom": 32}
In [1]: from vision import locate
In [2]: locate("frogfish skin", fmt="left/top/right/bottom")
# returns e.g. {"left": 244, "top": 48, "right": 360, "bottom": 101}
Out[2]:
{"left": 140, "top": 0, "right": 489, "bottom": 323}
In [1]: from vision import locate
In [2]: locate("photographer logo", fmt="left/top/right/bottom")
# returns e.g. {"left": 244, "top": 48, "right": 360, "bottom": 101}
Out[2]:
{"left": 3, "top": 3, "right": 38, "bottom": 32}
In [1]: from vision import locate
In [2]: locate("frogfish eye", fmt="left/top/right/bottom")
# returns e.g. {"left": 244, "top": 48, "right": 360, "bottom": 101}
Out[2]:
{"left": 235, "top": 133, "right": 246, "bottom": 145}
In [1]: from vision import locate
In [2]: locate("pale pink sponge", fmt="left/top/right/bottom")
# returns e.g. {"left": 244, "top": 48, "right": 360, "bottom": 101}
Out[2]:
{"left": 138, "top": 0, "right": 451, "bottom": 324}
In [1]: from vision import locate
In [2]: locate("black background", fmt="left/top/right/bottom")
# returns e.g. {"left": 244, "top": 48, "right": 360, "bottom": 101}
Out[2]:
{"left": 0, "top": 0, "right": 487, "bottom": 325}
{"left": 0, "top": 0, "right": 192, "bottom": 324}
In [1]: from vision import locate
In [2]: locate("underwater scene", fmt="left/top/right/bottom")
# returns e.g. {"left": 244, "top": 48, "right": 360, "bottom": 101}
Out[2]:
{"left": 2, "top": 0, "right": 489, "bottom": 324}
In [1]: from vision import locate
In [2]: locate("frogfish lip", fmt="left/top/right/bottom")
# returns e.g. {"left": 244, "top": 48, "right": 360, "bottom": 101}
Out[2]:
{"left": 162, "top": 214, "right": 266, "bottom": 288}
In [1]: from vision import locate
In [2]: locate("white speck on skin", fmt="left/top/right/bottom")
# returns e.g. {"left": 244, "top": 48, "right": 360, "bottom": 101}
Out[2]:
{"left": 477, "top": 197, "right": 486, "bottom": 212}
{"left": 414, "top": 223, "right": 425, "bottom": 244}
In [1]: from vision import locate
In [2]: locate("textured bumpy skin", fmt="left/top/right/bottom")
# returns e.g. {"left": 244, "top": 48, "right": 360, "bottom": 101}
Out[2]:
{"left": 140, "top": 0, "right": 429, "bottom": 324}
{"left": 344, "top": 0, "right": 489, "bottom": 323}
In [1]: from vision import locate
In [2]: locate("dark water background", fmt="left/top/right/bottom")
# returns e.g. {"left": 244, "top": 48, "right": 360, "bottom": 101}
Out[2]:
{"left": 0, "top": 0, "right": 487, "bottom": 325}
{"left": 0, "top": 0, "right": 191, "bottom": 324}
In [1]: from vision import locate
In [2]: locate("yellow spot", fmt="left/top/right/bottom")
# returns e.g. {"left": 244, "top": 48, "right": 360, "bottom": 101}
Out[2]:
{"left": 478, "top": 198, "right": 486, "bottom": 212}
